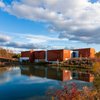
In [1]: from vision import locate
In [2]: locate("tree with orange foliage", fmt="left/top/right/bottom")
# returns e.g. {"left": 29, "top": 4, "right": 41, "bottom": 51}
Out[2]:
{"left": 93, "top": 62, "right": 100, "bottom": 94}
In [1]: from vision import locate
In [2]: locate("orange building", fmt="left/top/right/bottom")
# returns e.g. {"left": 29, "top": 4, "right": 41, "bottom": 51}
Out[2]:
{"left": 47, "top": 49, "right": 71, "bottom": 62}
{"left": 73, "top": 48, "right": 95, "bottom": 58}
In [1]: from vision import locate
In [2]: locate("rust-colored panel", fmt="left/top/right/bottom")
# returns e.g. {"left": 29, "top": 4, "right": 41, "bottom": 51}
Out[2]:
{"left": 21, "top": 50, "right": 34, "bottom": 62}
{"left": 47, "top": 49, "right": 71, "bottom": 61}
{"left": 47, "top": 50, "right": 63, "bottom": 61}
{"left": 29, "top": 52, "right": 35, "bottom": 63}
{"left": 74, "top": 48, "right": 95, "bottom": 58}
{"left": 21, "top": 50, "right": 34, "bottom": 57}
{"left": 79, "top": 48, "right": 90, "bottom": 58}
{"left": 34, "top": 51, "right": 45, "bottom": 59}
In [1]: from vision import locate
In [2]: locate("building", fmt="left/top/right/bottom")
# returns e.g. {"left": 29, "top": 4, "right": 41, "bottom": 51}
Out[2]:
{"left": 34, "top": 50, "right": 47, "bottom": 62}
{"left": 72, "top": 48, "right": 95, "bottom": 58}
{"left": 20, "top": 50, "right": 47, "bottom": 63}
{"left": 20, "top": 48, "right": 95, "bottom": 63}
{"left": 20, "top": 50, "right": 34, "bottom": 63}
{"left": 47, "top": 49, "right": 71, "bottom": 63}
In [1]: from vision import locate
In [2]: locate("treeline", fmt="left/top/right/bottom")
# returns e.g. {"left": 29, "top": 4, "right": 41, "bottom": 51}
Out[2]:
{"left": 0, "top": 48, "right": 14, "bottom": 58}
{"left": 95, "top": 51, "right": 100, "bottom": 58}
{"left": 0, "top": 48, "right": 21, "bottom": 59}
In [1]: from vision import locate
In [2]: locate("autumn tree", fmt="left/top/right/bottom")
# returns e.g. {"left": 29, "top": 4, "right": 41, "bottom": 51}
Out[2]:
{"left": 0, "top": 48, "right": 14, "bottom": 58}
{"left": 95, "top": 51, "right": 100, "bottom": 58}
{"left": 12, "top": 53, "right": 21, "bottom": 59}
{"left": 93, "top": 62, "right": 100, "bottom": 93}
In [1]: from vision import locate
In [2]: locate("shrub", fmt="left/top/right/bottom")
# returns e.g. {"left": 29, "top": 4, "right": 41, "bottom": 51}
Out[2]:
{"left": 47, "top": 83, "right": 100, "bottom": 100}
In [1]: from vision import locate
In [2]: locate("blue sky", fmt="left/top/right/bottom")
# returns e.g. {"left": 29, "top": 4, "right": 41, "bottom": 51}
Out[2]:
{"left": 0, "top": 0, "right": 100, "bottom": 52}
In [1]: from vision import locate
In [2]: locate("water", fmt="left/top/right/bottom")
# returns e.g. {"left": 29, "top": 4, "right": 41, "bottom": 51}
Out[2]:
{"left": 0, "top": 66, "right": 93, "bottom": 100}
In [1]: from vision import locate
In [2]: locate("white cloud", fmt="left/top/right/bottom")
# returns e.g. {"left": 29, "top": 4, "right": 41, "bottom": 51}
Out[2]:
{"left": 4, "top": 42, "right": 47, "bottom": 49}
{"left": 0, "top": 0, "right": 5, "bottom": 8}
{"left": 0, "top": 34, "right": 11, "bottom": 42}
{"left": 0, "top": 33, "right": 68, "bottom": 50}
{"left": 16, "top": 76, "right": 53, "bottom": 84}
{"left": 0, "top": 34, "right": 46, "bottom": 49}
{"left": 1, "top": 0, "right": 100, "bottom": 44}
{"left": 0, "top": 67, "right": 20, "bottom": 84}
{"left": 25, "top": 34, "right": 68, "bottom": 43}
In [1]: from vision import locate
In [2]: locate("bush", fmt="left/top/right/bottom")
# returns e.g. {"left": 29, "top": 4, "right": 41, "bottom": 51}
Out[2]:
{"left": 47, "top": 83, "right": 99, "bottom": 100}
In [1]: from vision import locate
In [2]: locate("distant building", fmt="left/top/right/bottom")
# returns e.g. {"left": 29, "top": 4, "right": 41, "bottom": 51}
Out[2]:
{"left": 20, "top": 48, "right": 95, "bottom": 63}
{"left": 72, "top": 48, "right": 95, "bottom": 58}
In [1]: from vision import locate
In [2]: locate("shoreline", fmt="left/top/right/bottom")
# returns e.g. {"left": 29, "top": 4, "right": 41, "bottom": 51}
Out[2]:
{"left": 0, "top": 61, "right": 20, "bottom": 67}
{"left": 0, "top": 61, "right": 93, "bottom": 72}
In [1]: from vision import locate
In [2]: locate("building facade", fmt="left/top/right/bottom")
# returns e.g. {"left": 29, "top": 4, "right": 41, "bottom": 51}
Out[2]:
{"left": 20, "top": 48, "right": 95, "bottom": 63}
{"left": 47, "top": 49, "right": 71, "bottom": 63}
{"left": 20, "top": 50, "right": 34, "bottom": 63}
{"left": 34, "top": 50, "right": 46, "bottom": 62}
{"left": 73, "top": 48, "right": 95, "bottom": 58}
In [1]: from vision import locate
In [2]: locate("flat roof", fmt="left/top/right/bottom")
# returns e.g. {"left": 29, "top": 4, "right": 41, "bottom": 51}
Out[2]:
{"left": 72, "top": 48, "right": 95, "bottom": 51}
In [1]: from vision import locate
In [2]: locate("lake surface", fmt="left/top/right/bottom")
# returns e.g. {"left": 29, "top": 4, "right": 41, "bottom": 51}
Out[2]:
{"left": 0, "top": 66, "right": 93, "bottom": 100}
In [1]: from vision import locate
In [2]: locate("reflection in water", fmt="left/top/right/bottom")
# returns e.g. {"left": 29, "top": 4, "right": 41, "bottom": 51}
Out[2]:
{"left": 20, "top": 66, "right": 72, "bottom": 81}
{"left": 20, "top": 66, "right": 94, "bottom": 82}
{"left": 0, "top": 66, "right": 93, "bottom": 100}
{"left": 0, "top": 67, "right": 20, "bottom": 84}
{"left": 0, "top": 67, "right": 12, "bottom": 74}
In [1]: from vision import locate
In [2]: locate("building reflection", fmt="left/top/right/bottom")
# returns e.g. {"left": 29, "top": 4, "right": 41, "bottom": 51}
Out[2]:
{"left": 20, "top": 66, "right": 94, "bottom": 82}
{"left": 20, "top": 66, "right": 72, "bottom": 81}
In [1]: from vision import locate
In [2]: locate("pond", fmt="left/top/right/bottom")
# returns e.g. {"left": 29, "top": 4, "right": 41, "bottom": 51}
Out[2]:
{"left": 0, "top": 66, "right": 93, "bottom": 100}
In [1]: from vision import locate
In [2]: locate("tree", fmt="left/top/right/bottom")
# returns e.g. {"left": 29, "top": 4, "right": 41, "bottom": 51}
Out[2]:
{"left": 0, "top": 48, "right": 14, "bottom": 58}
{"left": 93, "top": 62, "right": 100, "bottom": 93}
{"left": 12, "top": 54, "right": 21, "bottom": 59}
{"left": 95, "top": 51, "right": 100, "bottom": 58}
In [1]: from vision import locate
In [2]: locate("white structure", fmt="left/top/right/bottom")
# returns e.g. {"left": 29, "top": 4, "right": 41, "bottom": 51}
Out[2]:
{"left": 19, "top": 57, "right": 29, "bottom": 62}
{"left": 71, "top": 51, "right": 74, "bottom": 58}
{"left": 45, "top": 50, "right": 48, "bottom": 62}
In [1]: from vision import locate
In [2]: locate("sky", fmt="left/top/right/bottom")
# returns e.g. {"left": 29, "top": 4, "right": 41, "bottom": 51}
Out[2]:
{"left": 0, "top": 0, "right": 100, "bottom": 53}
